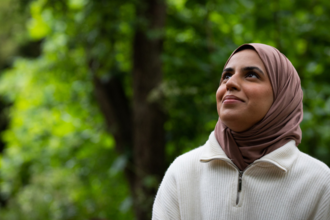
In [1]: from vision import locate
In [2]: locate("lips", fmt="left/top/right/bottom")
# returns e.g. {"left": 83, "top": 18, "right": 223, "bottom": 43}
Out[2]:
{"left": 222, "top": 95, "right": 244, "bottom": 103}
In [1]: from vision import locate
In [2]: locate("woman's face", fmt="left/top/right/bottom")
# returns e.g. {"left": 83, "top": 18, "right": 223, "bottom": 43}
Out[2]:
{"left": 216, "top": 49, "right": 274, "bottom": 132}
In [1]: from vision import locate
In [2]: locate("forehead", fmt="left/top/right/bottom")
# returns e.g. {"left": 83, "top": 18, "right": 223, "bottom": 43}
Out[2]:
{"left": 225, "top": 49, "right": 266, "bottom": 70}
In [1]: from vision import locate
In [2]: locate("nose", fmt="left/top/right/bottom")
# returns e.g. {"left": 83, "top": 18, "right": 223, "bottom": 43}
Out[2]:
{"left": 226, "top": 73, "right": 241, "bottom": 91}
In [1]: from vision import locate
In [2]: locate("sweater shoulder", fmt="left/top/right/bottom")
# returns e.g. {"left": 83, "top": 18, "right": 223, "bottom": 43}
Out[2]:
{"left": 166, "top": 144, "right": 205, "bottom": 176}
{"left": 298, "top": 151, "right": 330, "bottom": 172}
{"left": 295, "top": 151, "right": 330, "bottom": 181}
{"left": 175, "top": 145, "right": 204, "bottom": 164}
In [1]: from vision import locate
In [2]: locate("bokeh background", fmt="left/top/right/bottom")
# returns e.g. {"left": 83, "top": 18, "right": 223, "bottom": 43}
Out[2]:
{"left": 0, "top": 0, "right": 330, "bottom": 219}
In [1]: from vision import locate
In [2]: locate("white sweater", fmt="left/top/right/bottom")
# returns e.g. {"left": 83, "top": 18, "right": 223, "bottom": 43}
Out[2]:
{"left": 152, "top": 132, "right": 330, "bottom": 220}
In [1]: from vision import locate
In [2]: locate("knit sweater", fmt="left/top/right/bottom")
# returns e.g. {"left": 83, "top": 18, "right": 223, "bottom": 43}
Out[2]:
{"left": 152, "top": 132, "right": 330, "bottom": 220}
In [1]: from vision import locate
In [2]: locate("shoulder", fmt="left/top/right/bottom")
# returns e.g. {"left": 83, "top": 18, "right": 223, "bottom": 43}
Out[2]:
{"left": 174, "top": 145, "right": 204, "bottom": 165}
{"left": 297, "top": 151, "right": 330, "bottom": 173}
{"left": 163, "top": 142, "right": 207, "bottom": 180}
{"left": 169, "top": 145, "right": 204, "bottom": 172}
{"left": 296, "top": 152, "right": 330, "bottom": 218}
{"left": 294, "top": 151, "right": 330, "bottom": 185}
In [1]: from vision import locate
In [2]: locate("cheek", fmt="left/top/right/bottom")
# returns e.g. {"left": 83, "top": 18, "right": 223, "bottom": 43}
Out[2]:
{"left": 216, "top": 85, "right": 225, "bottom": 115}
{"left": 216, "top": 85, "right": 225, "bottom": 101}
{"left": 248, "top": 86, "right": 273, "bottom": 110}
{"left": 261, "top": 87, "right": 273, "bottom": 105}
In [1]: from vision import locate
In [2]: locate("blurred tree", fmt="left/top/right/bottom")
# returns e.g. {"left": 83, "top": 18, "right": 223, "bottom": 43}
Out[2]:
{"left": 0, "top": 0, "right": 43, "bottom": 208}
{"left": 91, "top": 0, "right": 167, "bottom": 218}
{"left": 1, "top": 0, "right": 166, "bottom": 219}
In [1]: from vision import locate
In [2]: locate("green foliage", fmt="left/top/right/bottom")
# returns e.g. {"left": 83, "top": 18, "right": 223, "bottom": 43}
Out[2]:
{"left": 0, "top": 0, "right": 133, "bottom": 218}
{"left": 0, "top": 52, "right": 132, "bottom": 220}
{"left": 1, "top": 0, "right": 330, "bottom": 219}
{"left": 0, "top": 0, "right": 29, "bottom": 68}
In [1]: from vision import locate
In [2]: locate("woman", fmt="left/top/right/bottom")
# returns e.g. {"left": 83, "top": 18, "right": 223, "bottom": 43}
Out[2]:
{"left": 152, "top": 43, "right": 330, "bottom": 220}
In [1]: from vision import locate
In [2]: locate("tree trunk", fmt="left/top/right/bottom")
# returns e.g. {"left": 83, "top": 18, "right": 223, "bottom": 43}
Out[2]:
{"left": 132, "top": 0, "right": 166, "bottom": 218}
{"left": 93, "top": 0, "right": 166, "bottom": 219}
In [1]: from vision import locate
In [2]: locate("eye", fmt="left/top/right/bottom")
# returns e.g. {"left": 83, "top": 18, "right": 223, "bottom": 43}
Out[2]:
{"left": 246, "top": 71, "right": 259, "bottom": 79}
{"left": 221, "top": 72, "right": 232, "bottom": 83}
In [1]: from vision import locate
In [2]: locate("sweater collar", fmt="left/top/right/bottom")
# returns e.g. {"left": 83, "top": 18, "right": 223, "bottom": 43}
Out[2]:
{"left": 199, "top": 131, "right": 299, "bottom": 172}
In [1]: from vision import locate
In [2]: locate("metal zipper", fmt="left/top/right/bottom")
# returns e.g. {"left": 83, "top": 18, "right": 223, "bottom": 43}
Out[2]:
{"left": 210, "top": 159, "right": 248, "bottom": 206}
{"left": 201, "top": 158, "right": 256, "bottom": 206}
{"left": 235, "top": 163, "right": 255, "bottom": 205}
{"left": 236, "top": 171, "right": 243, "bottom": 205}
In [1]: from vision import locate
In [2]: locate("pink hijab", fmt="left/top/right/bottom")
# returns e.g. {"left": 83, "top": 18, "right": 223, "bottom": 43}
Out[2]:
{"left": 215, "top": 43, "right": 303, "bottom": 171}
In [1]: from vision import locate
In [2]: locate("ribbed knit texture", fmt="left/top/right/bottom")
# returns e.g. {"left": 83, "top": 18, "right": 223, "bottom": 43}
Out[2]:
{"left": 152, "top": 132, "right": 330, "bottom": 220}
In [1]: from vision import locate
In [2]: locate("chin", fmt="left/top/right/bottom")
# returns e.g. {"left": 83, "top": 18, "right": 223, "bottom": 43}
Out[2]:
{"left": 220, "top": 111, "right": 242, "bottom": 123}
{"left": 221, "top": 116, "right": 241, "bottom": 127}
{"left": 220, "top": 114, "right": 251, "bottom": 132}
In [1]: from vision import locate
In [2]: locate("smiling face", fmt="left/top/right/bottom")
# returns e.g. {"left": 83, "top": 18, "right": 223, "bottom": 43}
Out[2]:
{"left": 216, "top": 49, "right": 274, "bottom": 132}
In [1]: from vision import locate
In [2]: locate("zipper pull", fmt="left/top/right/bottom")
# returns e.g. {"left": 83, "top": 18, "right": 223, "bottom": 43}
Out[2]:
{"left": 238, "top": 171, "right": 243, "bottom": 192}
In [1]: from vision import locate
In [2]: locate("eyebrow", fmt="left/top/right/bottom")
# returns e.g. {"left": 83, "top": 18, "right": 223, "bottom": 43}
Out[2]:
{"left": 222, "top": 66, "right": 265, "bottom": 76}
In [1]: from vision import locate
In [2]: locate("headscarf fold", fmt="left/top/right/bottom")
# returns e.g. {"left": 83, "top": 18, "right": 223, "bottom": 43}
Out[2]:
{"left": 215, "top": 43, "right": 303, "bottom": 171}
